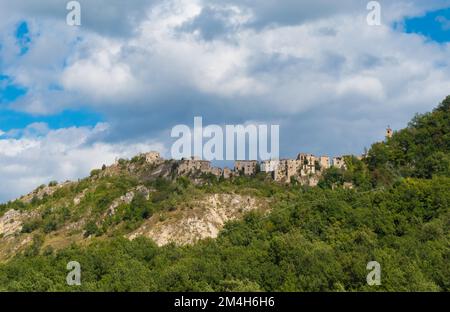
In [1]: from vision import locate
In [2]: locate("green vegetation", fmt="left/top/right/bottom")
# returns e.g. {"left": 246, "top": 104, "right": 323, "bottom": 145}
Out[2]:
{"left": 0, "top": 97, "right": 448, "bottom": 291}
{"left": 0, "top": 176, "right": 448, "bottom": 291}
{"left": 318, "top": 96, "right": 449, "bottom": 190}
{"left": 367, "top": 96, "right": 450, "bottom": 180}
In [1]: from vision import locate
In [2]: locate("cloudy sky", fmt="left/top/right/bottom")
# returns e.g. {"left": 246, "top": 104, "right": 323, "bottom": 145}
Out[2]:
{"left": 0, "top": 0, "right": 450, "bottom": 202}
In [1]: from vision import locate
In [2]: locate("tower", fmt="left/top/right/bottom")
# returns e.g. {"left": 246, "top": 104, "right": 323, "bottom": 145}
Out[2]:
{"left": 386, "top": 126, "right": 393, "bottom": 139}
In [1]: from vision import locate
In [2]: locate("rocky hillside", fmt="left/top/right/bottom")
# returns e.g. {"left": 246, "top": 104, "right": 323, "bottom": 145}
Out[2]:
{"left": 0, "top": 157, "right": 270, "bottom": 260}
{"left": 0, "top": 97, "right": 448, "bottom": 291}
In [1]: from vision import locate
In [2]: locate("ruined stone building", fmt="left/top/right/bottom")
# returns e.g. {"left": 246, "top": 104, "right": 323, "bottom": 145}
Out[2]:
{"left": 222, "top": 167, "right": 233, "bottom": 179}
{"left": 177, "top": 156, "right": 212, "bottom": 175}
{"left": 261, "top": 160, "right": 280, "bottom": 173}
{"left": 332, "top": 156, "right": 346, "bottom": 169}
{"left": 234, "top": 160, "right": 258, "bottom": 176}
{"left": 210, "top": 167, "right": 223, "bottom": 177}
{"left": 261, "top": 153, "right": 331, "bottom": 183}
{"left": 319, "top": 156, "right": 330, "bottom": 170}
{"left": 140, "top": 146, "right": 355, "bottom": 186}
{"left": 272, "top": 159, "right": 301, "bottom": 182}
{"left": 297, "top": 153, "right": 317, "bottom": 176}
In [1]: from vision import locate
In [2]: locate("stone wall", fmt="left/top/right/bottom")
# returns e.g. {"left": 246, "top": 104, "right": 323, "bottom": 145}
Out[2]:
{"left": 332, "top": 156, "right": 346, "bottom": 169}
{"left": 319, "top": 156, "right": 330, "bottom": 170}
{"left": 234, "top": 160, "right": 258, "bottom": 176}
{"left": 177, "top": 157, "right": 212, "bottom": 175}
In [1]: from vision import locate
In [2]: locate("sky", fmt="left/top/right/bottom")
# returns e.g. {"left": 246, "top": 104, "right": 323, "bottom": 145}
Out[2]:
{"left": 0, "top": 0, "right": 450, "bottom": 202}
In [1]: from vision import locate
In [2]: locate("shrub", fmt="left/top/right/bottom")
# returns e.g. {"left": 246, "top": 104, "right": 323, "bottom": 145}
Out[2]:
{"left": 90, "top": 169, "right": 101, "bottom": 177}
{"left": 84, "top": 220, "right": 100, "bottom": 237}
{"left": 21, "top": 219, "right": 42, "bottom": 233}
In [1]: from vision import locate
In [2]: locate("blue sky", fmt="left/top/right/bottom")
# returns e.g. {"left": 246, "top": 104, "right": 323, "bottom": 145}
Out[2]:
{"left": 404, "top": 7, "right": 450, "bottom": 43}
{"left": 0, "top": 0, "right": 450, "bottom": 202}
{"left": 0, "top": 75, "right": 102, "bottom": 132}
{"left": 1, "top": 21, "right": 103, "bottom": 132}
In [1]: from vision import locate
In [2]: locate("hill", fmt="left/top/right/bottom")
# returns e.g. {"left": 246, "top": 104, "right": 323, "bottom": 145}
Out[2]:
{"left": 0, "top": 96, "right": 448, "bottom": 291}
{"left": 367, "top": 96, "right": 450, "bottom": 179}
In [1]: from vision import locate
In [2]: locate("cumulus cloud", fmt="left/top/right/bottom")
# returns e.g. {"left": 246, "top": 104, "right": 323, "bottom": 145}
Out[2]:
{"left": 209, "top": 0, "right": 450, "bottom": 28}
{"left": 61, "top": 38, "right": 142, "bottom": 102}
{"left": 35, "top": 1, "right": 449, "bottom": 119}
{"left": 178, "top": 5, "right": 252, "bottom": 40}
{"left": 0, "top": 0, "right": 159, "bottom": 37}
{"left": 1, "top": 0, "right": 450, "bottom": 201}
{"left": 4, "top": 0, "right": 450, "bottom": 117}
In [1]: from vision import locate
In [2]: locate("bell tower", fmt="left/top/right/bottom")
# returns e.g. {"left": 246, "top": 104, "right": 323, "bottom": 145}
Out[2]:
{"left": 386, "top": 126, "right": 393, "bottom": 139}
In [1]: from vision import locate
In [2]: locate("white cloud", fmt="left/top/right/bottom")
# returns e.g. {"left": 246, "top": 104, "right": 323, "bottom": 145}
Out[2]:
{"left": 61, "top": 38, "right": 141, "bottom": 102}
{"left": 337, "top": 76, "right": 385, "bottom": 100}
{"left": 3, "top": 0, "right": 450, "bottom": 117}
{"left": 1, "top": 0, "right": 450, "bottom": 201}
{"left": 0, "top": 123, "right": 166, "bottom": 203}
{"left": 54, "top": 3, "right": 450, "bottom": 116}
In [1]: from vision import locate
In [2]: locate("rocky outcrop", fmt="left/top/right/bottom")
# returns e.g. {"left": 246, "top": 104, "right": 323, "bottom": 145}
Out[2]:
{"left": 105, "top": 185, "right": 152, "bottom": 217}
{"left": 73, "top": 188, "right": 88, "bottom": 205}
{"left": 0, "top": 210, "right": 25, "bottom": 237}
{"left": 128, "top": 194, "right": 268, "bottom": 246}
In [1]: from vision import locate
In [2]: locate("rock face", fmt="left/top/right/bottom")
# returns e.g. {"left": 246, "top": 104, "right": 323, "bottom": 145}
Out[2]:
{"left": 105, "top": 185, "right": 151, "bottom": 217}
{"left": 73, "top": 188, "right": 88, "bottom": 205}
{"left": 128, "top": 194, "right": 268, "bottom": 246}
{"left": 0, "top": 154, "right": 276, "bottom": 259}
{"left": 0, "top": 210, "right": 24, "bottom": 237}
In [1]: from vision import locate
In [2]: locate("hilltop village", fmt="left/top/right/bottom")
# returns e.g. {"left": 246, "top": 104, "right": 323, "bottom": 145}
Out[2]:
{"left": 134, "top": 128, "right": 395, "bottom": 187}
{"left": 140, "top": 151, "right": 357, "bottom": 187}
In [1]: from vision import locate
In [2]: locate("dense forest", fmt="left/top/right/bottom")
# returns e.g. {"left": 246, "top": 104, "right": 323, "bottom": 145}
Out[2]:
{"left": 0, "top": 97, "right": 448, "bottom": 291}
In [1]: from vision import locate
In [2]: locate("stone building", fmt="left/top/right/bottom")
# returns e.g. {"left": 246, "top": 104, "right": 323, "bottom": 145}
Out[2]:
{"left": 273, "top": 160, "right": 288, "bottom": 181}
{"left": 269, "top": 153, "right": 331, "bottom": 182}
{"left": 319, "top": 156, "right": 330, "bottom": 170}
{"left": 286, "top": 159, "right": 302, "bottom": 179}
{"left": 222, "top": 167, "right": 233, "bottom": 179}
{"left": 261, "top": 160, "right": 279, "bottom": 172}
{"left": 386, "top": 126, "right": 393, "bottom": 139}
{"left": 210, "top": 167, "right": 223, "bottom": 177}
{"left": 159, "top": 149, "right": 353, "bottom": 185}
{"left": 234, "top": 160, "right": 258, "bottom": 176}
{"left": 177, "top": 156, "right": 212, "bottom": 175}
{"left": 297, "top": 153, "right": 317, "bottom": 176}
{"left": 332, "top": 156, "right": 346, "bottom": 169}
{"left": 274, "top": 159, "right": 302, "bottom": 182}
